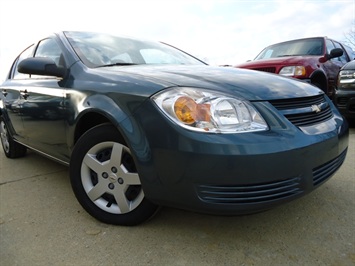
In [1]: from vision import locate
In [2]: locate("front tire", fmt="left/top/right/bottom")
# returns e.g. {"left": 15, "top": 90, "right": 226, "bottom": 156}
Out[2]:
{"left": 70, "top": 124, "right": 159, "bottom": 226}
{"left": 0, "top": 117, "right": 27, "bottom": 158}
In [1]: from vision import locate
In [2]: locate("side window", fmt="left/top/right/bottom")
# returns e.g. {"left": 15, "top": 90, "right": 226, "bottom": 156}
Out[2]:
{"left": 343, "top": 45, "right": 355, "bottom": 60}
{"left": 333, "top": 41, "right": 349, "bottom": 63}
{"left": 325, "top": 39, "right": 336, "bottom": 54}
{"left": 35, "top": 38, "right": 65, "bottom": 67}
{"left": 12, "top": 44, "right": 34, "bottom": 80}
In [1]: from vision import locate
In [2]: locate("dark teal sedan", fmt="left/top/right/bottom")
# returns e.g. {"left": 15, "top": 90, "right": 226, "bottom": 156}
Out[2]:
{"left": 0, "top": 31, "right": 349, "bottom": 225}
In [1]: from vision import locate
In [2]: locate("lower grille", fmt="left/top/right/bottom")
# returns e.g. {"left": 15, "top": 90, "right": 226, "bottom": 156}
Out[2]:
{"left": 196, "top": 177, "right": 302, "bottom": 204}
{"left": 313, "top": 149, "right": 347, "bottom": 186}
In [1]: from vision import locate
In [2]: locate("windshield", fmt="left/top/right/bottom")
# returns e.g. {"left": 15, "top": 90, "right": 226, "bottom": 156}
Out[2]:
{"left": 64, "top": 31, "right": 205, "bottom": 68}
{"left": 254, "top": 38, "right": 324, "bottom": 60}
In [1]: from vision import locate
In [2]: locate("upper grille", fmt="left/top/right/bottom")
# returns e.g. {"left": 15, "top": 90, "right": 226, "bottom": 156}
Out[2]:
{"left": 336, "top": 97, "right": 348, "bottom": 106}
{"left": 196, "top": 177, "right": 302, "bottom": 204}
{"left": 253, "top": 67, "right": 276, "bottom": 73}
{"left": 270, "top": 94, "right": 324, "bottom": 110}
{"left": 269, "top": 94, "right": 333, "bottom": 127}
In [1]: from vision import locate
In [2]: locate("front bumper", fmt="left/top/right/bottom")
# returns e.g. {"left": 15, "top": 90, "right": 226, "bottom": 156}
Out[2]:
{"left": 125, "top": 99, "right": 349, "bottom": 215}
{"left": 334, "top": 90, "right": 355, "bottom": 119}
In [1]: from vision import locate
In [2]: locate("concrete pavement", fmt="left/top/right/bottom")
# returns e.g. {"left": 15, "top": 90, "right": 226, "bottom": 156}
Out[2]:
{"left": 1, "top": 126, "right": 354, "bottom": 266}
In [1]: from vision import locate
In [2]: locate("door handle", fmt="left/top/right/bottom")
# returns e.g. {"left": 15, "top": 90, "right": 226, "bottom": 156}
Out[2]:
{"left": 20, "top": 90, "right": 29, "bottom": 100}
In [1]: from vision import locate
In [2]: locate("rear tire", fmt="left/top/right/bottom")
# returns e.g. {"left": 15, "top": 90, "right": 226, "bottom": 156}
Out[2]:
{"left": 0, "top": 117, "right": 27, "bottom": 158}
{"left": 70, "top": 124, "right": 159, "bottom": 226}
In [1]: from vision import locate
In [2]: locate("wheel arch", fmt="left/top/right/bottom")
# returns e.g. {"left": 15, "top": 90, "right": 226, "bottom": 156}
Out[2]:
{"left": 70, "top": 93, "right": 131, "bottom": 146}
{"left": 72, "top": 109, "right": 151, "bottom": 159}
{"left": 309, "top": 69, "right": 328, "bottom": 93}
{"left": 74, "top": 111, "right": 112, "bottom": 143}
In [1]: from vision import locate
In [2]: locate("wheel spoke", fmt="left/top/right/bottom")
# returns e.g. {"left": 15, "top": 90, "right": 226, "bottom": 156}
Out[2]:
{"left": 83, "top": 153, "right": 105, "bottom": 173}
{"left": 87, "top": 181, "right": 107, "bottom": 201}
{"left": 110, "top": 143, "right": 124, "bottom": 165}
{"left": 110, "top": 143, "right": 142, "bottom": 186}
{"left": 112, "top": 188, "right": 130, "bottom": 213}
{"left": 122, "top": 172, "right": 141, "bottom": 185}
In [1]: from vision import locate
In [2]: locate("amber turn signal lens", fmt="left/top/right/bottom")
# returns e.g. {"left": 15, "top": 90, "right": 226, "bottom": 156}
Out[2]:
{"left": 174, "top": 96, "right": 196, "bottom": 124}
{"left": 174, "top": 96, "right": 211, "bottom": 124}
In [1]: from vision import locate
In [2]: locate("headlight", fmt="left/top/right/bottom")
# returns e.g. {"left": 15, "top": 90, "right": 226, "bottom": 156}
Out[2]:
{"left": 152, "top": 87, "right": 268, "bottom": 133}
{"left": 338, "top": 70, "right": 355, "bottom": 86}
{"left": 279, "top": 66, "right": 306, "bottom": 76}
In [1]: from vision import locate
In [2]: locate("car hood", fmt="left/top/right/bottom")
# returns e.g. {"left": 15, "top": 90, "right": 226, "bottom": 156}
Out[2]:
{"left": 235, "top": 56, "right": 319, "bottom": 69}
{"left": 341, "top": 60, "right": 355, "bottom": 70}
{"left": 93, "top": 65, "right": 322, "bottom": 101}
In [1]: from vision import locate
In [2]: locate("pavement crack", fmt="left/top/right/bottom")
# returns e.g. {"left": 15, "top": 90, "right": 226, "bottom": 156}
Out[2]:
{"left": 0, "top": 169, "right": 67, "bottom": 185}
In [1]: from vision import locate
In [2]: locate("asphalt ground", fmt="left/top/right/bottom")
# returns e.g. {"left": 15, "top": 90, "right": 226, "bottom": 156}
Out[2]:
{"left": 1, "top": 123, "right": 354, "bottom": 266}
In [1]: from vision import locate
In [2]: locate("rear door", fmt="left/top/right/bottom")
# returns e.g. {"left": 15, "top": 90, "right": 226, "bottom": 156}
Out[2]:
{"left": 1, "top": 45, "right": 34, "bottom": 140}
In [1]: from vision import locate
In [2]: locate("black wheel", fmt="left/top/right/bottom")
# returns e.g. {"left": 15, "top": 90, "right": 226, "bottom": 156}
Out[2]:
{"left": 70, "top": 124, "right": 159, "bottom": 226}
{"left": 0, "top": 117, "right": 27, "bottom": 158}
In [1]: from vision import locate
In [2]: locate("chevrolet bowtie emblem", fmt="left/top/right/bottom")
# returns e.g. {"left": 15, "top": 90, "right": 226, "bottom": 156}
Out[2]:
{"left": 311, "top": 104, "right": 322, "bottom": 113}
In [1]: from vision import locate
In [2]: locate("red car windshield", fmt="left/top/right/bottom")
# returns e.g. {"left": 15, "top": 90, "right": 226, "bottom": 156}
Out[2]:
{"left": 255, "top": 38, "right": 324, "bottom": 60}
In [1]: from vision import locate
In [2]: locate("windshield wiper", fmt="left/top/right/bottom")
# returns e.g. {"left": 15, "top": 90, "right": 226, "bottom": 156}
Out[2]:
{"left": 277, "top": 54, "right": 296, "bottom": 57}
{"left": 95, "top": 63, "right": 138, "bottom": 68}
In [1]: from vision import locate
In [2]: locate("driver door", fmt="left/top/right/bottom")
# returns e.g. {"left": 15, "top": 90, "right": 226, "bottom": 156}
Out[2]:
{"left": 19, "top": 38, "right": 68, "bottom": 162}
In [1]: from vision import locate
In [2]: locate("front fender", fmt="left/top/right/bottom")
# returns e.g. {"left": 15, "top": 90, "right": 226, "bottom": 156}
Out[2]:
{"left": 68, "top": 93, "right": 151, "bottom": 162}
{"left": 80, "top": 94, "right": 129, "bottom": 125}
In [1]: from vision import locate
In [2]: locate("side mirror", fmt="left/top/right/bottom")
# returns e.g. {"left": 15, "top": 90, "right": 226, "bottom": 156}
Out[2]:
{"left": 18, "top": 57, "right": 66, "bottom": 77}
{"left": 319, "top": 48, "right": 344, "bottom": 63}
{"left": 329, "top": 48, "right": 344, "bottom": 59}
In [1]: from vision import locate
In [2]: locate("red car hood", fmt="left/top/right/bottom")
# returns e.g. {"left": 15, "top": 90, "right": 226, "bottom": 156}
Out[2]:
{"left": 235, "top": 56, "right": 319, "bottom": 68}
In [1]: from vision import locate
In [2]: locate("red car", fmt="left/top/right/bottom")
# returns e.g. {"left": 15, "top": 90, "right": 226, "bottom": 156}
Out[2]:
{"left": 235, "top": 37, "right": 354, "bottom": 98}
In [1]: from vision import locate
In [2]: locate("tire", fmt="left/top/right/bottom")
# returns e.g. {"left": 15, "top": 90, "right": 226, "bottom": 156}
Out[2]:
{"left": 312, "top": 82, "right": 323, "bottom": 91}
{"left": 0, "top": 117, "right": 27, "bottom": 158}
{"left": 70, "top": 124, "right": 159, "bottom": 226}
{"left": 312, "top": 81, "right": 329, "bottom": 96}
